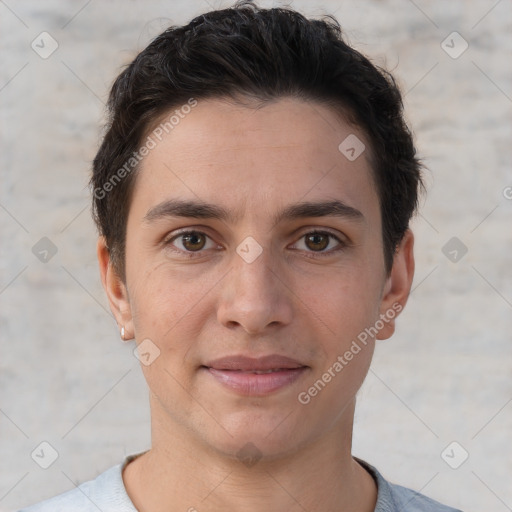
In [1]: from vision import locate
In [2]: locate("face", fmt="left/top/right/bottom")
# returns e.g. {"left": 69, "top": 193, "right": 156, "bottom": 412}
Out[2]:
{"left": 99, "top": 97, "right": 414, "bottom": 460}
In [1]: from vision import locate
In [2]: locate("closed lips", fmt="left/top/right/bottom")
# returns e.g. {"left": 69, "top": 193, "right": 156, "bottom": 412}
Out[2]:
{"left": 203, "top": 356, "right": 309, "bottom": 395}
{"left": 215, "top": 368, "right": 301, "bottom": 374}
{"left": 204, "top": 354, "right": 307, "bottom": 372}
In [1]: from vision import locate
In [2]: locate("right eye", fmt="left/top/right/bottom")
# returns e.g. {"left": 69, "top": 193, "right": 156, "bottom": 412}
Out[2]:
{"left": 164, "top": 230, "right": 219, "bottom": 256}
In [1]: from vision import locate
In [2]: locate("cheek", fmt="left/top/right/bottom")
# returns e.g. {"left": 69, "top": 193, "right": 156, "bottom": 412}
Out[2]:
{"left": 301, "top": 274, "right": 379, "bottom": 407}
{"left": 129, "top": 268, "right": 206, "bottom": 396}
{"left": 127, "top": 260, "right": 215, "bottom": 354}
{"left": 307, "top": 263, "right": 382, "bottom": 332}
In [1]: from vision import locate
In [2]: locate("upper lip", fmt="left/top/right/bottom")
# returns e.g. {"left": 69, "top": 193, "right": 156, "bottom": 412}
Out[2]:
{"left": 205, "top": 354, "right": 306, "bottom": 371}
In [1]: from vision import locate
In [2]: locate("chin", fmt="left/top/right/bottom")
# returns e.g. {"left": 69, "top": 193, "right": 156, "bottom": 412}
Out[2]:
{"left": 203, "top": 410, "right": 310, "bottom": 462}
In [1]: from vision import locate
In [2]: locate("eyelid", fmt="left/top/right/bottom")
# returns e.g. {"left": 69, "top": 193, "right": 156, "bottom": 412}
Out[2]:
{"left": 288, "top": 228, "right": 347, "bottom": 254}
{"left": 163, "top": 227, "right": 348, "bottom": 259}
{"left": 163, "top": 228, "right": 221, "bottom": 253}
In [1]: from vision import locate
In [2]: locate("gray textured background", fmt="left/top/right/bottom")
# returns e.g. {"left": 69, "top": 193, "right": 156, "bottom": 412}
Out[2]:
{"left": 1, "top": 1, "right": 511, "bottom": 511}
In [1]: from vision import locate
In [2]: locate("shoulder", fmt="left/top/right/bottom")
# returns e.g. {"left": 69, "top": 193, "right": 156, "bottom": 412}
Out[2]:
{"left": 386, "top": 481, "right": 463, "bottom": 512}
{"left": 18, "top": 460, "right": 138, "bottom": 512}
{"left": 354, "top": 457, "right": 464, "bottom": 512}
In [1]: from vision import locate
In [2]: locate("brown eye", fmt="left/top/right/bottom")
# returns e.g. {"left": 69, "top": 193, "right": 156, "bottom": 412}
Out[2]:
{"left": 166, "top": 230, "right": 215, "bottom": 254}
{"left": 291, "top": 230, "right": 345, "bottom": 256}
{"left": 304, "top": 232, "right": 329, "bottom": 251}
{"left": 181, "top": 232, "right": 206, "bottom": 251}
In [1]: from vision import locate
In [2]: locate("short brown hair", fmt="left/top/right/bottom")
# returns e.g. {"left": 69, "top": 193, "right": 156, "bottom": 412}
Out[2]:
{"left": 91, "top": 0, "right": 423, "bottom": 280}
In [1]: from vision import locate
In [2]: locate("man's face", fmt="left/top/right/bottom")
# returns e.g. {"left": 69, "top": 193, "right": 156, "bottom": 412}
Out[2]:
{"left": 103, "top": 97, "right": 412, "bottom": 459}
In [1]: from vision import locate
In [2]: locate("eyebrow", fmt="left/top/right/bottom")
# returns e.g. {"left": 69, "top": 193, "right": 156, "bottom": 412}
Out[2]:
{"left": 143, "top": 198, "right": 364, "bottom": 226}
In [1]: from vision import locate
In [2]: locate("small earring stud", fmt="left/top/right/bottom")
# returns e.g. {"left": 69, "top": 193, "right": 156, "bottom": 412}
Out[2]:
{"left": 121, "top": 326, "right": 125, "bottom": 340}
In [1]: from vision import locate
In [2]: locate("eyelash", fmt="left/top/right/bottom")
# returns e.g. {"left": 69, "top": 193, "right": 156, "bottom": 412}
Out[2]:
{"left": 163, "top": 229, "right": 347, "bottom": 259}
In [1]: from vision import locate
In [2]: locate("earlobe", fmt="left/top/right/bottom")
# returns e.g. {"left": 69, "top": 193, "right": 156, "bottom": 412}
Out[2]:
{"left": 97, "top": 237, "right": 134, "bottom": 340}
{"left": 376, "top": 229, "right": 415, "bottom": 340}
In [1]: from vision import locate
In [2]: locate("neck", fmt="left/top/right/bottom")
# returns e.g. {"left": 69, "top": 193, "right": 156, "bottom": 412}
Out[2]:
{"left": 123, "top": 398, "right": 377, "bottom": 512}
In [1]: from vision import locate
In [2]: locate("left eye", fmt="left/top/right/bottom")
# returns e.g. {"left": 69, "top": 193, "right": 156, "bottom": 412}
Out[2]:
{"left": 292, "top": 231, "right": 343, "bottom": 253}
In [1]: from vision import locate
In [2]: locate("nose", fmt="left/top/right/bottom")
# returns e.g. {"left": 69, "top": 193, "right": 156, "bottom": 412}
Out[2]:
{"left": 216, "top": 243, "right": 293, "bottom": 335}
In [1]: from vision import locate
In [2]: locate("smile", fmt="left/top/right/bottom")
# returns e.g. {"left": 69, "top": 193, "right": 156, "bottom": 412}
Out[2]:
{"left": 203, "top": 365, "right": 309, "bottom": 396}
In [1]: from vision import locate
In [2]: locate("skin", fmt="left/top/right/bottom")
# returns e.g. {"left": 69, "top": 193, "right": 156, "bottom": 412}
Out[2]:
{"left": 98, "top": 97, "right": 415, "bottom": 512}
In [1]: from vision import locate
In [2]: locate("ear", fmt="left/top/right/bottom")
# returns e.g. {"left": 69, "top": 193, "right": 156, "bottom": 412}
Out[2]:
{"left": 376, "top": 229, "right": 415, "bottom": 340}
{"left": 97, "top": 237, "right": 134, "bottom": 339}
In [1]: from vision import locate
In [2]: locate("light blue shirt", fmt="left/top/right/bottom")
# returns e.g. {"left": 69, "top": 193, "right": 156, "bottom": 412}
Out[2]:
{"left": 19, "top": 453, "right": 463, "bottom": 511}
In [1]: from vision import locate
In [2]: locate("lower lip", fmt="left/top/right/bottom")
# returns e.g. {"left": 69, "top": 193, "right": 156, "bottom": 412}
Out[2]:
{"left": 205, "top": 367, "right": 308, "bottom": 396}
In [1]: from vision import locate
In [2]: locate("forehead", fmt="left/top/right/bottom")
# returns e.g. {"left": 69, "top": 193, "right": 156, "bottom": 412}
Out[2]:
{"left": 131, "top": 97, "right": 380, "bottom": 227}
